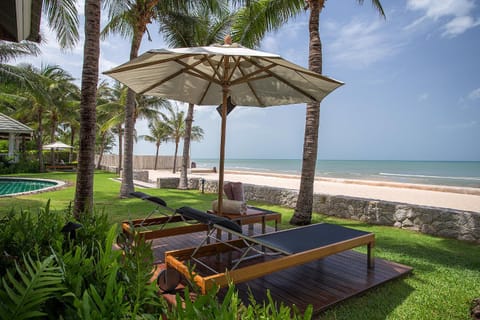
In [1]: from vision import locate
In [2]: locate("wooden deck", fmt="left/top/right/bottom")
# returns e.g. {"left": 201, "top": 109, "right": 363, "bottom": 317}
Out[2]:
{"left": 148, "top": 224, "right": 412, "bottom": 315}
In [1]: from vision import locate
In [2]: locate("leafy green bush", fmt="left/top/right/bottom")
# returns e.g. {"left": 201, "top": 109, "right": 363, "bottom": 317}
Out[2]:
{"left": 0, "top": 203, "right": 313, "bottom": 319}
{"left": 0, "top": 201, "right": 65, "bottom": 273}
{"left": 167, "top": 284, "right": 313, "bottom": 320}
{"left": 0, "top": 204, "right": 166, "bottom": 319}
{"left": 0, "top": 157, "right": 40, "bottom": 174}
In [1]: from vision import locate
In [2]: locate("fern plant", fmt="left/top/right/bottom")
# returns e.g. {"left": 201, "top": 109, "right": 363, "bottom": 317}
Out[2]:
{"left": 0, "top": 254, "right": 64, "bottom": 320}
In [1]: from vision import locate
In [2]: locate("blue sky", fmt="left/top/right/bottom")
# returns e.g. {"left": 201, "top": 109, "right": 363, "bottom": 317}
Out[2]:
{"left": 17, "top": 0, "right": 480, "bottom": 161}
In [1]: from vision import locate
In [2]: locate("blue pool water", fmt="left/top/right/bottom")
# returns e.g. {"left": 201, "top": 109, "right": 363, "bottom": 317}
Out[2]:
{"left": 0, "top": 178, "right": 60, "bottom": 197}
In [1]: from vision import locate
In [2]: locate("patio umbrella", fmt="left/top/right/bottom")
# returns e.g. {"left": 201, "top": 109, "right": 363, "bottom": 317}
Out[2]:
{"left": 42, "top": 141, "right": 73, "bottom": 150}
{"left": 104, "top": 37, "right": 343, "bottom": 214}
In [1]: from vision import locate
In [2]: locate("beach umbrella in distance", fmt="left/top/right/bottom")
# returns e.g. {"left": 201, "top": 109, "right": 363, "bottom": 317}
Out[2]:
{"left": 104, "top": 36, "right": 343, "bottom": 214}
{"left": 42, "top": 141, "right": 74, "bottom": 150}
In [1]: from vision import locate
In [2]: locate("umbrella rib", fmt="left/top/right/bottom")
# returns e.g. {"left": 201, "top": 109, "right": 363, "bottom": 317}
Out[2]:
{"left": 261, "top": 57, "right": 343, "bottom": 85}
{"left": 103, "top": 53, "right": 194, "bottom": 74}
{"left": 138, "top": 58, "right": 221, "bottom": 95}
{"left": 243, "top": 57, "right": 321, "bottom": 102}
{"left": 175, "top": 59, "right": 221, "bottom": 85}
{"left": 199, "top": 59, "right": 224, "bottom": 104}
{"left": 235, "top": 63, "right": 264, "bottom": 106}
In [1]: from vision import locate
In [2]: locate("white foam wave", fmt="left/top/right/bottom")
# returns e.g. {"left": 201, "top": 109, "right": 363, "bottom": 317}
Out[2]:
{"left": 379, "top": 173, "right": 480, "bottom": 181}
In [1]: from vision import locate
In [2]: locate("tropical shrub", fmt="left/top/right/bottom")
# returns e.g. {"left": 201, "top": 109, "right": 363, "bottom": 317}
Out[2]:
{"left": 0, "top": 203, "right": 313, "bottom": 319}
{"left": 0, "top": 204, "right": 165, "bottom": 318}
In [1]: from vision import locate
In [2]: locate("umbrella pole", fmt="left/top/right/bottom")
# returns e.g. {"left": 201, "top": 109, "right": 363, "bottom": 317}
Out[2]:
{"left": 218, "top": 52, "right": 230, "bottom": 216}
{"left": 218, "top": 90, "right": 228, "bottom": 215}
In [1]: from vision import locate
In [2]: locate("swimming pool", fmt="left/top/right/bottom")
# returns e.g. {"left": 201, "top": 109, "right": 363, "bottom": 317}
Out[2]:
{"left": 0, "top": 178, "right": 64, "bottom": 197}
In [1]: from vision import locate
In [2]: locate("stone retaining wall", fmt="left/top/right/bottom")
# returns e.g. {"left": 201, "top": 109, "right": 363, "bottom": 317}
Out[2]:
{"left": 195, "top": 178, "right": 480, "bottom": 243}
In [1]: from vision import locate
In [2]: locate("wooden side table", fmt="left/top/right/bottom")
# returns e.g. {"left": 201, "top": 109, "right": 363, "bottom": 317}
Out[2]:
{"left": 209, "top": 206, "right": 281, "bottom": 235}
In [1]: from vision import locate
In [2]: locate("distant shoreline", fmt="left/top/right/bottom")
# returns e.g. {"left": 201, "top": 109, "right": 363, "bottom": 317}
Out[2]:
{"left": 147, "top": 169, "right": 480, "bottom": 212}
{"left": 192, "top": 159, "right": 480, "bottom": 189}
{"left": 222, "top": 169, "right": 480, "bottom": 196}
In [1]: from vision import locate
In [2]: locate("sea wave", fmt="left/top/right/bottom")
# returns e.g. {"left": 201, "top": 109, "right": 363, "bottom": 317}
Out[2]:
{"left": 379, "top": 172, "right": 480, "bottom": 181}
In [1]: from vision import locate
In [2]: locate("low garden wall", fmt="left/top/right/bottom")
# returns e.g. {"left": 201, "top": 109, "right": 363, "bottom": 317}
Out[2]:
{"left": 192, "top": 178, "right": 480, "bottom": 243}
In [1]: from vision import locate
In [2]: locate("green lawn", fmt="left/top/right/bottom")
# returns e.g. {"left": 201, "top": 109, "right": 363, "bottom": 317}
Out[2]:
{"left": 1, "top": 171, "right": 479, "bottom": 319}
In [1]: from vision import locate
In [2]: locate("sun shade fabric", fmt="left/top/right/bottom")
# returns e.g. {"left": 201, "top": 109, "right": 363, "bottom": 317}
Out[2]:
{"left": 176, "top": 206, "right": 243, "bottom": 234}
{"left": 254, "top": 223, "right": 372, "bottom": 255}
{"left": 104, "top": 45, "right": 343, "bottom": 107}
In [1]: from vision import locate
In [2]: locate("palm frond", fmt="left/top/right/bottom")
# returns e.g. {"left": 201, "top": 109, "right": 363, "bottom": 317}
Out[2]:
{"left": 43, "top": 0, "right": 79, "bottom": 49}
{"left": 0, "top": 255, "right": 64, "bottom": 320}
{"left": 232, "top": 0, "right": 304, "bottom": 48}
{"left": 0, "top": 41, "right": 40, "bottom": 63}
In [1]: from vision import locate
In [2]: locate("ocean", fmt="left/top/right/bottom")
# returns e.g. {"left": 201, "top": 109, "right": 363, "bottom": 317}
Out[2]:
{"left": 192, "top": 159, "right": 480, "bottom": 188}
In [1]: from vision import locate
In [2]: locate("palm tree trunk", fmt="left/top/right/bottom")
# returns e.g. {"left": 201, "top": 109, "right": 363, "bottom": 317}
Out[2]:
{"left": 37, "top": 109, "right": 44, "bottom": 172}
{"left": 290, "top": 0, "right": 323, "bottom": 225}
{"left": 117, "top": 124, "right": 123, "bottom": 174}
{"left": 154, "top": 143, "right": 159, "bottom": 170}
{"left": 120, "top": 89, "right": 136, "bottom": 197}
{"left": 49, "top": 120, "right": 56, "bottom": 164}
{"left": 73, "top": 0, "right": 100, "bottom": 216}
{"left": 173, "top": 139, "right": 179, "bottom": 174}
{"left": 179, "top": 103, "right": 194, "bottom": 189}
{"left": 96, "top": 132, "right": 106, "bottom": 169}
{"left": 120, "top": 32, "right": 143, "bottom": 198}
{"left": 69, "top": 127, "right": 75, "bottom": 162}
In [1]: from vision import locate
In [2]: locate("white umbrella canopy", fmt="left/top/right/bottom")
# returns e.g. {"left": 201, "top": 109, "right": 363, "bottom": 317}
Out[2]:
{"left": 104, "top": 43, "right": 343, "bottom": 107}
{"left": 42, "top": 141, "right": 73, "bottom": 150}
{"left": 104, "top": 39, "right": 343, "bottom": 214}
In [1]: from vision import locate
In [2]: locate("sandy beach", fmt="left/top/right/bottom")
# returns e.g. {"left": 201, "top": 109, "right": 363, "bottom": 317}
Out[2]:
{"left": 146, "top": 169, "right": 480, "bottom": 212}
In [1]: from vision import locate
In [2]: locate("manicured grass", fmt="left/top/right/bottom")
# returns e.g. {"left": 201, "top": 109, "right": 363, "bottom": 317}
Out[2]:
{"left": 0, "top": 171, "right": 479, "bottom": 319}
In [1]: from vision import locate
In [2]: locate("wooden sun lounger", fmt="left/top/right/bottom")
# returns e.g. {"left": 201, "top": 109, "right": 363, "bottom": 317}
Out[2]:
{"left": 164, "top": 208, "right": 375, "bottom": 294}
{"left": 124, "top": 193, "right": 375, "bottom": 295}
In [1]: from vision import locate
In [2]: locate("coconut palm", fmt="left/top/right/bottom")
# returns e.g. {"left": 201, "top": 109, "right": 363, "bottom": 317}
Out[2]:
{"left": 73, "top": 0, "right": 101, "bottom": 216}
{"left": 160, "top": 104, "right": 204, "bottom": 174}
{"left": 232, "top": 0, "right": 384, "bottom": 225}
{"left": 139, "top": 118, "right": 171, "bottom": 170}
{"left": 0, "top": 41, "right": 40, "bottom": 63}
{"left": 0, "top": 0, "right": 78, "bottom": 85}
{"left": 102, "top": 0, "right": 222, "bottom": 197}
{"left": 0, "top": 64, "right": 78, "bottom": 171}
{"left": 158, "top": 4, "right": 233, "bottom": 188}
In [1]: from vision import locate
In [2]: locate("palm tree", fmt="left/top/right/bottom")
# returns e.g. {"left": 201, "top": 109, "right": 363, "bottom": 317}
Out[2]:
{"left": 159, "top": 4, "right": 233, "bottom": 189}
{"left": 73, "top": 0, "right": 101, "bottom": 216}
{"left": 0, "top": 41, "right": 40, "bottom": 63}
{"left": 160, "top": 104, "right": 204, "bottom": 174}
{"left": 290, "top": 0, "right": 385, "bottom": 225}
{"left": 40, "top": 66, "right": 77, "bottom": 164}
{"left": 1, "top": 64, "right": 78, "bottom": 171}
{"left": 102, "top": 0, "right": 167, "bottom": 198}
{"left": 102, "top": 0, "right": 222, "bottom": 198}
{"left": 0, "top": 0, "right": 78, "bottom": 84}
{"left": 232, "top": 0, "right": 384, "bottom": 225}
{"left": 139, "top": 118, "right": 171, "bottom": 170}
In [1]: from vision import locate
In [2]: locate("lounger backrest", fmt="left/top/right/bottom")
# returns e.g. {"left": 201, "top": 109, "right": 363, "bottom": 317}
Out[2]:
{"left": 176, "top": 206, "right": 243, "bottom": 234}
{"left": 130, "top": 192, "right": 167, "bottom": 207}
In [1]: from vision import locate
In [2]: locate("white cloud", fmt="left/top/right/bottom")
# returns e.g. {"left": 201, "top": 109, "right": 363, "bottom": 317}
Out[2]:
{"left": 468, "top": 88, "right": 480, "bottom": 100}
{"left": 442, "top": 16, "right": 480, "bottom": 37}
{"left": 406, "top": 0, "right": 479, "bottom": 37}
{"left": 326, "top": 19, "right": 402, "bottom": 68}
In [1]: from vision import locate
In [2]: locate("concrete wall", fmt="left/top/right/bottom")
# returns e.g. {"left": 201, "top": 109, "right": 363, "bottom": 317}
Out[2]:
{"left": 95, "top": 154, "right": 184, "bottom": 170}
{"left": 190, "top": 178, "right": 480, "bottom": 243}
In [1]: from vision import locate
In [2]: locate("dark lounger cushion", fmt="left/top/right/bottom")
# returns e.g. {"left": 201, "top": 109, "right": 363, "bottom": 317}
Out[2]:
{"left": 176, "top": 206, "right": 242, "bottom": 234}
{"left": 130, "top": 192, "right": 167, "bottom": 207}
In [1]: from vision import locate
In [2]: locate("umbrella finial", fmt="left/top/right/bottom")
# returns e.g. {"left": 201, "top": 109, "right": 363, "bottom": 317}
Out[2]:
{"left": 224, "top": 35, "right": 232, "bottom": 45}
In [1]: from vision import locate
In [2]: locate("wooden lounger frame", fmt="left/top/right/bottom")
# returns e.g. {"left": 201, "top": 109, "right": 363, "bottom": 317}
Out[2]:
{"left": 165, "top": 223, "right": 375, "bottom": 294}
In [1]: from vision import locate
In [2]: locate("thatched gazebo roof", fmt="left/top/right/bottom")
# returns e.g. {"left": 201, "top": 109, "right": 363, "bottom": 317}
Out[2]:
{"left": 0, "top": 112, "right": 33, "bottom": 140}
